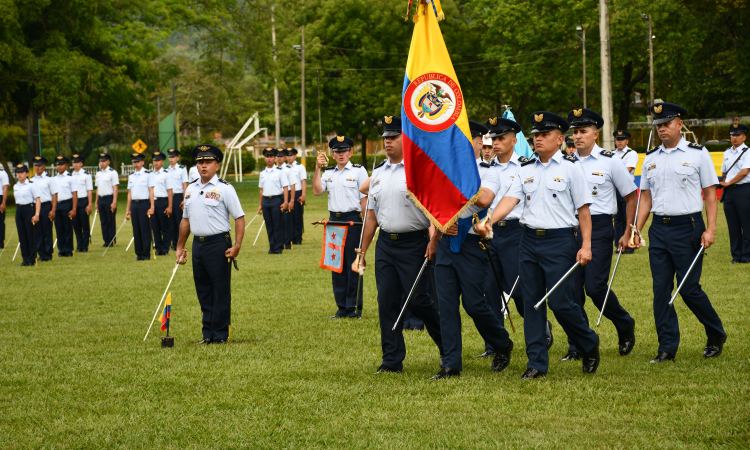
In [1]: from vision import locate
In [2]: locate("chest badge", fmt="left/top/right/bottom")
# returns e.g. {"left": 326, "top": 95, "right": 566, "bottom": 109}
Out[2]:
{"left": 205, "top": 189, "right": 221, "bottom": 201}
{"left": 647, "top": 163, "right": 657, "bottom": 170}
{"left": 523, "top": 177, "right": 535, "bottom": 184}
{"left": 591, "top": 171, "right": 603, "bottom": 177}
{"left": 553, "top": 176, "right": 564, "bottom": 182}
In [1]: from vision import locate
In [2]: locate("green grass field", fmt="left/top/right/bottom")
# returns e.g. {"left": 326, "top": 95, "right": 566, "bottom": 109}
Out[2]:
{"left": 1, "top": 180, "right": 749, "bottom": 448}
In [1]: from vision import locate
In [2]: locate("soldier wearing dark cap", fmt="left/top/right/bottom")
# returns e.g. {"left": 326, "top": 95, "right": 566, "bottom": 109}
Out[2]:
{"left": 53, "top": 155, "right": 77, "bottom": 257}
{"left": 150, "top": 151, "right": 174, "bottom": 255}
{"left": 483, "top": 111, "right": 600, "bottom": 379}
{"left": 631, "top": 102, "right": 726, "bottom": 362}
{"left": 71, "top": 154, "right": 93, "bottom": 252}
{"left": 176, "top": 144, "right": 245, "bottom": 344}
{"left": 285, "top": 147, "right": 307, "bottom": 245}
{"left": 354, "top": 115, "right": 444, "bottom": 373}
{"left": 565, "top": 108, "right": 637, "bottom": 361}
{"left": 720, "top": 123, "right": 750, "bottom": 263}
{"left": 168, "top": 149, "right": 189, "bottom": 251}
{"left": 276, "top": 148, "right": 298, "bottom": 249}
{"left": 469, "top": 120, "right": 490, "bottom": 164}
{"left": 613, "top": 130, "right": 639, "bottom": 254}
{"left": 126, "top": 152, "right": 155, "bottom": 261}
{"left": 95, "top": 153, "right": 119, "bottom": 247}
{"left": 313, "top": 135, "right": 368, "bottom": 318}
{"left": 258, "top": 147, "right": 288, "bottom": 254}
{"left": 0, "top": 164, "right": 8, "bottom": 249}
{"left": 30, "top": 156, "right": 58, "bottom": 261}
{"left": 564, "top": 135, "right": 576, "bottom": 155}
{"left": 13, "top": 164, "right": 41, "bottom": 266}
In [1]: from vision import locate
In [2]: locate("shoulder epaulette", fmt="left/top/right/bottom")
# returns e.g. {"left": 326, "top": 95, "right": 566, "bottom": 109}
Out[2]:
{"left": 646, "top": 146, "right": 660, "bottom": 155}
{"left": 28, "top": 180, "right": 33, "bottom": 183}
{"left": 66, "top": 172, "right": 72, "bottom": 176}
{"left": 479, "top": 161, "right": 492, "bottom": 168}
{"left": 178, "top": 165, "right": 185, "bottom": 168}
{"left": 218, "top": 178, "right": 230, "bottom": 185}
{"left": 323, "top": 166, "right": 335, "bottom": 171}
{"left": 374, "top": 160, "right": 386, "bottom": 170}
{"left": 521, "top": 158, "right": 537, "bottom": 167}
{"left": 599, "top": 150, "right": 614, "bottom": 158}
{"left": 145, "top": 170, "right": 151, "bottom": 173}
{"left": 563, "top": 154, "right": 578, "bottom": 163}
{"left": 517, "top": 156, "right": 530, "bottom": 164}
{"left": 687, "top": 142, "right": 704, "bottom": 150}
{"left": 275, "top": 166, "right": 282, "bottom": 170}
{"left": 189, "top": 179, "right": 199, "bottom": 184}
{"left": 352, "top": 163, "right": 362, "bottom": 168}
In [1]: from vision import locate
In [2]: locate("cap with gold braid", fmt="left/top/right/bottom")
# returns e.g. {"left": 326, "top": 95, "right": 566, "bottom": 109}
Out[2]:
{"left": 15, "top": 164, "right": 29, "bottom": 173}
{"left": 262, "top": 147, "right": 277, "bottom": 157}
{"left": 191, "top": 144, "right": 223, "bottom": 162}
{"left": 152, "top": 151, "right": 166, "bottom": 161}
{"left": 328, "top": 135, "right": 355, "bottom": 152}
{"left": 33, "top": 156, "right": 48, "bottom": 165}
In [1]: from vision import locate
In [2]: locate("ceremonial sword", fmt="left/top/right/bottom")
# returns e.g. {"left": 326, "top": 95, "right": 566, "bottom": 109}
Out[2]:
{"left": 354, "top": 146, "right": 380, "bottom": 316}
{"left": 669, "top": 245, "right": 705, "bottom": 306}
{"left": 629, "top": 128, "right": 653, "bottom": 248}
{"left": 533, "top": 261, "right": 580, "bottom": 310}
{"left": 392, "top": 258, "right": 430, "bottom": 331}
{"left": 597, "top": 248, "right": 623, "bottom": 326}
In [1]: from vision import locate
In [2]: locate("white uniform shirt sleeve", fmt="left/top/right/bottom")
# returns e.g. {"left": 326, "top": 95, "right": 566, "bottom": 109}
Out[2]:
{"left": 180, "top": 168, "right": 188, "bottom": 185}
{"left": 505, "top": 174, "right": 524, "bottom": 201}
{"left": 165, "top": 171, "right": 174, "bottom": 190}
{"left": 183, "top": 186, "right": 193, "bottom": 219}
{"left": 148, "top": 173, "right": 156, "bottom": 188}
{"left": 224, "top": 185, "right": 245, "bottom": 219}
{"left": 741, "top": 150, "right": 750, "bottom": 171}
{"left": 258, "top": 171, "right": 266, "bottom": 190}
{"left": 280, "top": 170, "right": 289, "bottom": 188}
{"left": 610, "top": 157, "right": 637, "bottom": 197}
{"left": 721, "top": 150, "right": 731, "bottom": 173}
{"left": 625, "top": 151, "right": 639, "bottom": 170}
{"left": 111, "top": 170, "right": 120, "bottom": 187}
{"left": 358, "top": 167, "right": 368, "bottom": 198}
{"left": 480, "top": 166, "right": 501, "bottom": 195}
{"left": 569, "top": 162, "right": 593, "bottom": 210}
{"left": 48, "top": 177, "right": 59, "bottom": 196}
{"left": 320, "top": 170, "right": 329, "bottom": 192}
{"left": 0, "top": 171, "right": 8, "bottom": 187}
{"left": 287, "top": 168, "right": 298, "bottom": 187}
{"left": 31, "top": 183, "right": 41, "bottom": 199}
{"left": 86, "top": 174, "right": 93, "bottom": 191}
{"left": 640, "top": 154, "right": 653, "bottom": 191}
{"left": 297, "top": 165, "right": 307, "bottom": 184}
{"left": 699, "top": 149, "right": 719, "bottom": 188}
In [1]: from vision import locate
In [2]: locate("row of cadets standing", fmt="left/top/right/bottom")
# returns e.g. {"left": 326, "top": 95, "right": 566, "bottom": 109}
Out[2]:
{"left": 30, "top": 157, "right": 58, "bottom": 261}
{"left": 71, "top": 154, "right": 93, "bottom": 252}
{"left": 168, "top": 149, "right": 189, "bottom": 251}
{"left": 565, "top": 108, "right": 637, "bottom": 361}
{"left": 612, "top": 130, "right": 639, "bottom": 254}
{"left": 0, "top": 166, "right": 8, "bottom": 249}
{"left": 12, "top": 164, "right": 41, "bottom": 266}
{"left": 94, "top": 153, "right": 119, "bottom": 247}
{"left": 258, "top": 147, "right": 288, "bottom": 254}
{"left": 150, "top": 151, "right": 174, "bottom": 255}
{"left": 276, "top": 148, "right": 298, "bottom": 250}
{"left": 313, "top": 136, "right": 368, "bottom": 319}
{"left": 354, "top": 115, "right": 443, "bottom": 373}
{"left": 286, "top": 147, "right": 307, "bottom": 245}
{"left": 720, "top": 123, "right": 750, "bottom": 263}
{"left": 126, "top": 152, "right": 155, "bottom": 261}
{"left": 53, "top": 156, "right": 76, "bottom": 257}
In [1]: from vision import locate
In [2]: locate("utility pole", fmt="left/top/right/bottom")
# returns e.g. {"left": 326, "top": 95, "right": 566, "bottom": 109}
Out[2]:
{"left": 272, "top": 5, "right": 280, "bottom": 147}
{"left": 576, "top": 25, "right": 587, "bottom": 106}
{"left": 599, "top": 0, "right": 614, "bottom": 150}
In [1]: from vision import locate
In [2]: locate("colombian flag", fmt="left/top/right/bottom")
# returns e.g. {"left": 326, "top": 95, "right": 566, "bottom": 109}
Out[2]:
{"left": 160, "top": 293, "right": 171, "bottom": 332}
{"left": 402, "top": 0, "right": 481, "bottom": 232}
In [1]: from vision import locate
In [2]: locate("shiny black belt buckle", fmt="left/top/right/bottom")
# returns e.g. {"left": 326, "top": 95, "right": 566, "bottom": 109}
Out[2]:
{"left": 199, "top": 236, "right": 206, "bottom": 242}
{"left": 536, "top": 229, "right": 545, "bottom": 236}
{"left": 390, "top": 234, "right": 399, "bottom": 240}
{"left": 662, "top": 218, "right": 671, "bottom": 224}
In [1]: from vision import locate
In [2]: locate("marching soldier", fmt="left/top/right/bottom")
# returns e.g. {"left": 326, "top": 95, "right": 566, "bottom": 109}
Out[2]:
{"left": 286, "top": 147, "right": 307, "bottom": 245}
{"left": 30, "top": 157, "right": 58, "bottom": 261}
{"left": 563, "top": 109, "right": 637, "bottom": 361}
{"left": 470, "top": 120, "right": 490, "bottom": 163}
{"left": 632, "top": 103, "right": 726, "bottom": 362}
{"left": 0, "top": 165, "right": 8, "bottom": 249}
{"left": 126, "top": 152, "right": 155, "bottom": 261}
{"left": 71, "top": 154, "right": 93, "bottom": 252}
{"left": 53, "top": 156, "right": 77, "bottom": 257}
{"left": 354, "top": 115, "right": 443, "bottom": 373}
{"left": 13, "top": 164, "right": 41, "bottom": 266}
{"left": 481, "top": 136, "right": 493, "bottom": 162}
{"left": 313, "top": 136, "right": 368, "bottom": 319}
{"left": 277, "top": 148, "right": 297, "bottom": 249}
{"left": 176, "top": 144, "right": 245, "bottom": 344}
{"left": 150, "top": 151, "right": 174, "bottom": 255}
{"left": 720, "top": 123, "right": 750, "bottom": 263}
{"left": 95, "top": 153, "right": 119, "bottom": 247}
{"left": 168, "top": 149, "right": 189, "bottom": 251}
{"left": 564, "top": 135, "right": 576, "bottom": 155}
{"left": 613, "top": 130, "right": 639, "bottom": 254}
{"left": 258, "top": 147, "right": 288, "bottom": 254}
{"left": 484, "top": 111, "right": 601, "bottom": 379}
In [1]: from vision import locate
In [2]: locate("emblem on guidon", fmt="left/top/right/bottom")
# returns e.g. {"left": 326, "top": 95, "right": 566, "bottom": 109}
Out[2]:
{"left": 489, "top": 117, "right": 498, "bottom": 125}
{"left": 403, "top": 72, "right": 463, "bottom": 132}
{"left": 573, "top": 109, "right": 583, "bottom": 117}
{"left": 534, "top": 114, "right": 544, "bottom": 123}
{"left": 384, "top": 116, "right": 393, "bottom": 124}
{"left": 654, "top": 105, "right": 662, "bottom": 114}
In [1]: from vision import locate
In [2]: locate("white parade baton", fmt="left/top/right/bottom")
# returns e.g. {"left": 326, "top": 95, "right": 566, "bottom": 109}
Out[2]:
{"left": 144, "top": 262, "right": 181, "bottom": 341}
{"left": 0, "top": 229, "right": 15, "bottom": 257}
{"left": 244, "top": 214, "right": 259, "bottom": 230}
{"left": 89, "top": 210, "right": 97, "bottom": 243}
{"left": 630, "top": 128, "right": 652, "bottom": 247}
{"left": 597, "top": 249, "right": 623, "bottom": 326}
{"left": 253, "top": 221, "right": 265, "bottom": 246}
{"left": 103, "top": 218, "right": 128, "bottom": 255}
{"left": 534, "top": 261, "right": 580, "bottom": 310}
{"left": 12, "top": 242, "right": 20, "bottom": 261}
{"left": 669, "top": 245, "right": 705, "bottom": 306}
{"left": 126, "top": 237, "right": 134, "bottom": 251}
{"left": 355, "top": 145, "right": 380, "bottom": 276}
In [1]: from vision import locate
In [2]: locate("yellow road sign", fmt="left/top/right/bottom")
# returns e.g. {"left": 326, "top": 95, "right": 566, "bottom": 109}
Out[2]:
{"left": 132, "top": 139, "right": 148, "bottom": 153}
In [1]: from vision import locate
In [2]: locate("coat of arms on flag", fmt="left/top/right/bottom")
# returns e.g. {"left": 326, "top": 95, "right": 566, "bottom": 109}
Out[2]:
{"left": 319, "top": 224, "right": 349, "bottom": 273}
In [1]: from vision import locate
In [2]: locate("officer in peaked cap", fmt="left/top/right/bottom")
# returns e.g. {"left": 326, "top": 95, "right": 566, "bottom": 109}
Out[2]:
{"left": 53, "top": 155, "right": 76, "bottom": 256}
{"left": 720, "top": 123, "right": 750, "bottom": 263}
{"left": 150, "top": 151, "right": 174, "bottom": 255}
{"left": 313, "top": 135, "right": 368, "bottom": 318}
{"left": 70, "top": 153, "right": 93, "bottom": 252}
{"left": 95, "top": 153, "right": 119, "bottom": 247}
{"left": 167, "top": 149, "right": 189, "bottom": 251}
{"left": 480, "top": 111, "right": 601, "bottom": 379}
{"left": 30, "top": 156, "right": 58, "bottom": 261}
{"left": 177, "top": 144, "right": 245, "bottom": 344}
{"left": 285, "top": 147, "right": 307, "bottom": 245}
{"left": 276, "top": 148, "right": 298, "bottom": 250}
{"left": 126, "top": 152, "right": 155, "bottom": 260}
{"left": 564, "top": 135, "right": 576, "bottom": 155}
{"left": 13, "top": 164, "right": 41, "bottom": 266}
{"left": 565, "top": 108, "right": 638, "bottom": 361}
{"left": 469, "top": 120, "right": 490, "bottom": 163}
{"left": 631, "top": 102, "right": 726, "bottom": 363}
{"left": 612, "top": 130, "right": 639, "bottom": 254}
{"left": 258, "top": 147, "right": 287, "bottom": 254}
{"left": 354, "top": 115, "right": 444, "bottom": 374}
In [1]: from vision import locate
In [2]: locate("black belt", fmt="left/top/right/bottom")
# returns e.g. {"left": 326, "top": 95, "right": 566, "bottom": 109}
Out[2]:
{"left": 576, "top": 214, "right": 613, "bottom": 221}
{"left": 379, "top": 229, "right": 428, "bottom": 241}
{"left": 195, "top": 233, "right": 230, "bottom": 243}
{"left": 155, "top": 197, "right": 167, "bottom": 200}
{"left": 653, "top": 213, "right": 702, "bottom": 224}
{"left": 58, "top": 198, "right": 72, "bottom": 204}
{"left": 99, "top": 194, "right": 113, "bottom": 198}
{"left": 523, "top": 226, "right": 575, "bottom": 236}
{"left": 493, "top": 219, "right": 520, "bottom": 228}
{"left": 132, "top": 199, "right": 148, "bottom": 203}
{"left": 17, "top": 203, "right": 34, "bottom": 208}
{"left": 331, "top": 211, "right": 361, "bottom": 219}
{"left": 264, "top": 195, "right": 282, "bottom": 199}
{"left": 41, "top": 201, "right": 51, "bottom": 205}
{"left": 727, "top": 183, "right": 750, "bottom": 189}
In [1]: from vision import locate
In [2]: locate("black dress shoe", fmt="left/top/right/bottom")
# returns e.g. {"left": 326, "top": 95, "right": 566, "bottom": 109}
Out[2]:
{"left": 491, "top": 340, "right": 513, "bottom": 372}
{"left": 649, "top": 351, "right": 675, "bottom": 363}
{"left": 730, "top": 260, "right": 740, "bottom": 264}
{"left": 477, "top": 349, "right": 495, "bottom": 358}
{"left": 430, "top": 367, "right": 460, "bottom": 380}
{"left": 326, "top": 314, "right": 347, "bottom": 319}
{"left": 618, "top": 317, "right": 636, "bottom": 356}
{"left": 546, "top": 320, "right": 554, "bottom": 350}
{"left": 703, "top": 335, "right": 726, "bottom": 358}
{"left": 560, "top": 351, "right": 582, "bottom": 362}
{"left": 349, "top": 315, "right": 362, "bottom": 319}
{"left": 582, "top": 338, "right": 600, "bottom": 374}
{"left": 212, "top": 340, "right": 227, "bottom": 344}
{"left": 374, "top": 364, "right": 402, "bottom": 374}
{"left": 195, "top": 338, "right": 212, "bottom": 344}
{"left": 521, "top": 368, "right": 546, "bottom": 380}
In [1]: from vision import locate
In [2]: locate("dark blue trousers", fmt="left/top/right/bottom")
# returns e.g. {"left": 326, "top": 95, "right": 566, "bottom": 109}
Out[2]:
{"left": 647, "top": 214, "right": 725, "bottom": 355}
{"left": 131, "top": 200, "right": 152, "bottom": 260}
{"left": 72, "top": 197, "right": 90, "bottom": 251}
{"left": 35, "top": 202, "right": 54, "bottom": 260}
{"left": 261, "top": 195, "right": 284, "bottom": 253}
{"left": 292, "top": 190, "right": 304, "bottom": 244}
{"left": 151, "top": 197, "right": 170, "bottom": 254}
{"left": 192, "top": 233, "right": 233, "bottom": 341}
{"left": 569, "top": 218, "right": 633, "bottom": 352}
{"left": 436, "top": 234, "right": 509, "bottom": 371}
{"left": 330, "top": 211, "right": 363, "bottom": 317}
{"left": 98, "top": 195, "right": 116, "bottom": 247}
{"left": 15, "top": 204, "right": 37, "bottom": 264}
{"left": 283, "top": 210, "right": 293, "bottom": 249}
{"left": 614, "top": 192, "right": 633, "bottom": 253}
{"left": 519, "top": 230, "right": 599, "bottom": 373}
{"left": 402, "top": 309, "right": 424, "bottom": 330}
{"left": 484, "top": 221, "right": 524, "bottom": 351}
{"left": 0, "top": 195, "right": 5, "bottom": 248}
{"left": 723, "top": 184, "right": 750, "bottom": 262}
{"left": 169, "top": 193, "right": 183, "bottom": 250}
{"left": 375, "top": 230, "right": 442, "bottom": 371}
{"left": 54, "top": 199, "right": 74, "bottom": 255}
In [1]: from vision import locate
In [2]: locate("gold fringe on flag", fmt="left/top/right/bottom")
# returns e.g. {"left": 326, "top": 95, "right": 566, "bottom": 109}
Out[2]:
{"left": 406, "top": 0, "right": 446, "bottom": 23}
{"left": 406, "top": 187, "right": 483, "bottom": 234}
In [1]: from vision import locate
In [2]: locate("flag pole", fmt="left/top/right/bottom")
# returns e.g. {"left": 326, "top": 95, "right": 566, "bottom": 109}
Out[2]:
{"left": 144, "top": 263, "right": 180, "bottom": 341}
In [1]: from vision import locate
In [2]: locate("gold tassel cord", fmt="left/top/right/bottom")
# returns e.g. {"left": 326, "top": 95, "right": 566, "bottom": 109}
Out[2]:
{"left": 433, "top": 0, "right": 445, "bottom": 21}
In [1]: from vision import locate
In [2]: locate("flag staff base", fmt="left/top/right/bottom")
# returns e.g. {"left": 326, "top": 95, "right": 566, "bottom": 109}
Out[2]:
{"left": 161, "top": 336, "right": 174, "bottom": 348}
